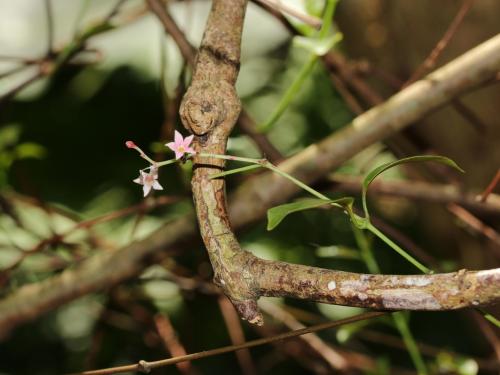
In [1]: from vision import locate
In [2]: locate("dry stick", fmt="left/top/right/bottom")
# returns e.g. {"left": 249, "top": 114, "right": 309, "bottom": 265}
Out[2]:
{"left": 146, "top": 0, "right": 196, "bottom": 66}
{"left": 147, "top": 0, "right": 283, "bottom": 163}
{"left": 403, "top": 0, "right": 475, "bottom": 87}
{"left": 0, "top": 34, "right": 500, "bottom": 337}
{"left": 470, "top": 310, "right": 500, "bottom": 363}
{"left": 480, "top": 169, "right": 500, "bottom": 203}
{"left": 217, "top": 296, "right": 258, "bottom": 375}
{"left": 259, "top": 300, "right": 349, "bottom": 371}
{"left": 327, "top": 70, "right": 364, "bottom": 115}
{"left": 69, "top": 311, "right": 386, "bottom": 375}
{"left": 168, "top": 272, "right": 377, "bottom": 373}
{"left": 451, "top": 98, "right": 487, "bottom": 134}
{"left": 0, "top": 195, "right": 178, "bottom": 276}
{"left": 447, "top": 203, "right": 500, "bottom": 249}
{"left": 154, "top": 314, "right": 195, "bottom": 375}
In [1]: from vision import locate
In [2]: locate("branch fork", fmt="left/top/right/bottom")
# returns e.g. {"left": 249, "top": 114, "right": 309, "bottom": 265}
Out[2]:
{"left": 179, "top": 0, "right": 500, "bottom": 325}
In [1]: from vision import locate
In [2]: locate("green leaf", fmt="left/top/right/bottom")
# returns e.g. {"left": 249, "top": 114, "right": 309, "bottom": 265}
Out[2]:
{"left": 293, "top": 32, "right": 342, "bottom": 56}
{"left": 362, "top": 156, "right": 464, "bottom": 218}
{"left": 267, "top": 197, "right": 353, "bottom": 231}
{"left": 14, "top": 143, "right": 47, "bottom": 160}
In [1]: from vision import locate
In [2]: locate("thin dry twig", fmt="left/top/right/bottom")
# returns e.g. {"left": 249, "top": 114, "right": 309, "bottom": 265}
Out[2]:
{"left": 154, "top": 313, "right": 195, "bottom": 375}
{"left": 69, "top": 311, "right": 386, "bottom": 375}
{"left": 480, "top": 169, "right": 500, "bottom": 203}
{"left": 259, "top": 300, "right": 349, "bottom": 371}
{"left": 447, "top": 203, "right": 500, "bottom": 256}
{"left": 403, "top": 0, "right": 475, "bottom": 87}
{"left": 217, "top": 296, "right": 258, "bottom": 375}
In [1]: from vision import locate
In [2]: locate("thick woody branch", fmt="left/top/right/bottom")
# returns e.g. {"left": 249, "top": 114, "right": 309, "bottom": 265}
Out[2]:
{"left": 178, "top": 0, "right": 265, "bottom": 324}
{"left": 0, "top": 34, "right": 499, "bottom": 336}
{"left": 250, "top": 259, "right": 500, "bottom": 310}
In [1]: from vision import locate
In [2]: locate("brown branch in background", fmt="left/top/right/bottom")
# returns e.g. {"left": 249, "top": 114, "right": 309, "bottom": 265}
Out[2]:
{"left": 154, "top": 314, "right": 196, "bottom": 375}
{"left": 327, "top": 71, "right": 364, "bottom": 115}
{"left": 480, "top": 169, "right": 500, "bottom": 203}
{"left": 259, "top": 300, "right": 349, "bottom": 371}
{"left": 146, "top": 0, "right": 196, "bottom": 66}
{"left": 367, "top": 215, "right": 439, "bottom": 270}
{"left": 329, "top": 174, "right": 500, "bottom": 215}
{"left": 0, "top": 34, "right": 499, "bottom": 336}
{"left": 447, "top": 203, "right": 500, "bottom": 251}
{"left": 403, "top": 0, "right": 475, "bottom": 87}
{"left": 0, "top": 0, "right": 137, "bottom": 106}
{"left": 69, "top": 311, "right": 386, "bottom": 375}
{"left": 0, "top": 70, "right": 45, "bottom": 108}
{"left": 217, "top": 296, "right": 257, "bottom": 375}
{"left": 0, "top": 195, "right": 179, "bottom": 278}
{"left": 451, "top": 98, "right": 488, "bottom": 134}
{"left": 237, "top": 111, "right": 283, "bottom": 162}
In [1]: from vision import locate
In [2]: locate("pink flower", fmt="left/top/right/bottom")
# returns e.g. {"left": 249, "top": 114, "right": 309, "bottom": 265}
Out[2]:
{"left": 166, "top": 130, "right": 195, "bottom": 159}
{"left": 133, "top": 168, "right": 163, "bottom": 197}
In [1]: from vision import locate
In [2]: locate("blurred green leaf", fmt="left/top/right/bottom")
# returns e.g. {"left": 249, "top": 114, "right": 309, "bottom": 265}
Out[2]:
{"left": 267, "top": 197, "right": 353, "bottom": 230}
{"left": 434, "top": 352, "right": 478, "bottom": 375}
{"left": 0, "top": 124, "right": 21, "bottom": 149}
{"left": 315, "top": 245, "right": 361, "bottom": 260}
{"left": 14, "top": 143, "right": 47, "bottom": 160}
{"left": 293, "top": 32, "right": 342, "bottom": 56}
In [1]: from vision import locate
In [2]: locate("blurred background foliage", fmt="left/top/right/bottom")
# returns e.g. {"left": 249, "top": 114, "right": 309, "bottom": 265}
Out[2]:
{"left": 0, "top": 0, "right": 499, "bottom": 374}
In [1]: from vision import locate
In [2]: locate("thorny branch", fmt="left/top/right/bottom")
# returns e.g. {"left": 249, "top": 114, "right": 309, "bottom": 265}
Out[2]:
{"left": 0, "top": 23, "right": 500, "bottom": 336}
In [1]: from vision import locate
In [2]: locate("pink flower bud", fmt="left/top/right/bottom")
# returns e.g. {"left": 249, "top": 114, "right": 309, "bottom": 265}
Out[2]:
{"left": 126, "top": 141, "right": 137, "bottom": 149}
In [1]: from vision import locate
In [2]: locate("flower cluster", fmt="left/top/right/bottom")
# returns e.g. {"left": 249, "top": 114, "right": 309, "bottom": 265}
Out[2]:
{"left": 126, "top": 130, "right": 195, "bottom": 197}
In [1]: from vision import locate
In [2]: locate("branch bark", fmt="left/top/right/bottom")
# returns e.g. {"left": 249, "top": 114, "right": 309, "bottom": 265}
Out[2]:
{"left": 0, "top": 32, "right": 500, "bottom": 336}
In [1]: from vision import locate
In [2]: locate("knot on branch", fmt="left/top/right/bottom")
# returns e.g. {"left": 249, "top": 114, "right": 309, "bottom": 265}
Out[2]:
{"left": 180, "top": 81, "right": 240, "bottom": 137}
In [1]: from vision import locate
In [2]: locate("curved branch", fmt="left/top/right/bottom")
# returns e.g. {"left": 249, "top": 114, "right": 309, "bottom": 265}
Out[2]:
{"left": 0, "top": 33, "right": 499, "bottom": 336}
{"left": 178, "top": 0, "right": 264, "bottom": 324}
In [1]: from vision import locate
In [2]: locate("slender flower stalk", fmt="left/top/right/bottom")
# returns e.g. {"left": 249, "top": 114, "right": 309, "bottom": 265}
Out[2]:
{"left": 125, "top": 140, "right": 156, "bottom": 165}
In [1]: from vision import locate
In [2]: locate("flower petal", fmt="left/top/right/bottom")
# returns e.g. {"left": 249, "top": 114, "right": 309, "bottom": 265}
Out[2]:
{"left": 133, "top": 177, "right": 142, "bottom": 184}
{"left": 184, "top": 134, "right": 194, "bottom": 147}
{"left": 174, "top": 130, "right": 183, "bottom": 145}
{"left": 152, "top": 181, "right": 163, "bottom": 190}
{"left": 143, "top": 184, "right": 152, "bottom": 197}
{"left": 165, "top": 141, "right": 176, "bottom": 152}
{"left": 174, "top": 150, "right": 184, "bottom": 159}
